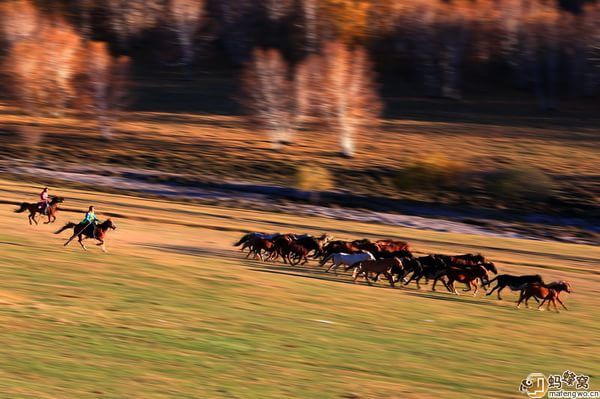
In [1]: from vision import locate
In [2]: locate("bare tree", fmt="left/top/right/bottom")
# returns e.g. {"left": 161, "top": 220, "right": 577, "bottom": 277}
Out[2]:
{"left": 168, "top": 0, "right": 205, "bottom": 68}
{"left": 300, "top": 0, "right": 319, "bottom": 53}
{"left": 241, "top": 48, "right": 298, "bottom": 148}
{"left": 308, "top": 41, "right": 381, "bottom": 157}
{"left": 105, "top": 0, "right": 165, "bottom": 50}
{"left": 264, "top": 0, "right": 294, "bottom": 23}
{"left": 522, "top": 2, "right": 561, "bottom": 110}
{"left": 82, "top": 42, "right": 131, "bottom": 139}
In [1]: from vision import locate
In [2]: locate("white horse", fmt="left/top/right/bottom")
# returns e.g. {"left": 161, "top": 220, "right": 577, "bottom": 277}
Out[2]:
{"left": 321, "top": 252, "right": 376, "bottom": 275}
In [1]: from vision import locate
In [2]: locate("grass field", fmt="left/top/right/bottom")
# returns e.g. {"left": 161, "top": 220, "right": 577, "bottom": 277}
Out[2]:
{"left": 0, "top": 178, "right": 599, "bottom": 398}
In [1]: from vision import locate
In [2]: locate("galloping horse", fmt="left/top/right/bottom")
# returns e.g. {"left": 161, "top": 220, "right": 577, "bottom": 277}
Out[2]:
{"left": 15, "top": 196, "right": 64, "bottom": 225}
{"left": 517, "top": 281, "right": 572, "bottom": 312}
{"left": 55, "top": 219, "right": 117, "bottom": 253}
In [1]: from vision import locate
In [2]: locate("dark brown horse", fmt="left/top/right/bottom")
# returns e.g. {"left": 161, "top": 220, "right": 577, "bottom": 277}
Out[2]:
{"left": 55, "top": 219, "right": 117, "bottom": 252}
{"left": 437, "top": 265, "right": 489, "bottom": 295}
{"left": 15, "top": 196, "right": 64, "bottom": 225}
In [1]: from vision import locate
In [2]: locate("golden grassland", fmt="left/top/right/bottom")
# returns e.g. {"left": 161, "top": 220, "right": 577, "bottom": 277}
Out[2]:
{"left": 1, "top": 99, "right": 599, "bottom": 201}
{"left": 0, "top": 178, "right": 598, "bottom": 398}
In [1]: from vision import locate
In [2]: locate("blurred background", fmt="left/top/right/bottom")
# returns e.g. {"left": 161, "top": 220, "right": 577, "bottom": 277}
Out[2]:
{"left": 0, "top": 0, "right": 598, "bottom": 242}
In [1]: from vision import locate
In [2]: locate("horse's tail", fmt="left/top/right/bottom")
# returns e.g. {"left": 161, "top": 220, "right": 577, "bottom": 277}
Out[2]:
{"left": 319, "top": 253, "right": 333, "bottom": 267}
{"left": 233, "top": 233, "right": 250, "bottom": 247}
{"left": 14, "top": 203, "right": 29, "bottom": 213}
{"left": 486, "top": 276, "right": 499, "bottom": 285}
{"left": 55, "top": 222, "right": 76, "bottom": 235}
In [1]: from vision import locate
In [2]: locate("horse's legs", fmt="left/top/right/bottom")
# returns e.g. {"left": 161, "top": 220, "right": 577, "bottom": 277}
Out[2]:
{"left": 472, "top": 281, "right": 479, "bottom": 296}
{"left": 537, "top": 298, "right": 547, "bottom": 311}
{"left": 449, "top": 280, "right": 459, "bottom": 295}
{"left": 384, "top": 272, "right": 395, "bottom": 288}
{"left": 329, "top": 261, "right": 341, "bottom": 275}
{"left": 96, "top": 239, "right": 107, "bottom": 253}
{"left": 463, "top": 281, "right": 471, "bottom": 292}
{"left": 556, "top": 297, "right": 568, "bottom": 311}
{"left": 78, "top": 235, "right": 87, "bottom": 251}
{"left": 497, "top": 286, "right": 504, "bottom": 300}
{"left": 352, "top": 269, "right": 360, "bottom": 283}
{"left": 516, "top": 292, "right": 524, "bottom": 309}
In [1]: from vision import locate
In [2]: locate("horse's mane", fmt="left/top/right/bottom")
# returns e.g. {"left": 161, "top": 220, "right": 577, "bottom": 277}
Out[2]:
{"left": 546, "top": 281, "right": 569, "bottom": 289}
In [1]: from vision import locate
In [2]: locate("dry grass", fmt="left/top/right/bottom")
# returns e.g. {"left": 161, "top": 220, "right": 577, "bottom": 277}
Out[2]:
{"left": 1, "top": 92, "right": 598, "bottom": 212}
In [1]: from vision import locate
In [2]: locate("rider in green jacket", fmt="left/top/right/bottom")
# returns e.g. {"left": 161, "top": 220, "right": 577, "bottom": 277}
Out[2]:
{"left": 81, "top": 206, "right": 98, "bottom": 226}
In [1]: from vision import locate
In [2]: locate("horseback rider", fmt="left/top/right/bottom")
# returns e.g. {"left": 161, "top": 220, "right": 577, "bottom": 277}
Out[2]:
{"left": 39, "top": 187, "right": 50, "bottom": 214}
{"left": 78, "top": 206, "right": 98, "bottom": 235}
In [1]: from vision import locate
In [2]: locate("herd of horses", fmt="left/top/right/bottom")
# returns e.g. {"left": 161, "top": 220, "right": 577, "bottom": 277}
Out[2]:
{"left": 14, "top": 197, "right": 117, "bottom": 252}
{"left": 234, "top": 232, "right": 572, "bottom": 312}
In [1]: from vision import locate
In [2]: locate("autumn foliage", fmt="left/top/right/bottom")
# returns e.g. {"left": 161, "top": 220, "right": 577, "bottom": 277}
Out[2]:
{"left": 1, "top": 1, "right": 130, "bottom": 139}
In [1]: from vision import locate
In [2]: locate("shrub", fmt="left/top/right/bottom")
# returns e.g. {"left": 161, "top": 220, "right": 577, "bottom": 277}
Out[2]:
{"left": 295, "top": 165, "right": 334, "bottom": 194}
{"left": 394, "top": 153, "right": 468, "bottom": 192}
{"left": 484, "top": 165, "right": 556, "bottom": 201}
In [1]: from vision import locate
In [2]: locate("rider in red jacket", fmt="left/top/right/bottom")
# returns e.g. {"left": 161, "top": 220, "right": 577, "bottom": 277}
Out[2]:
{"left": 39, "top": 187, "right": 49, "bottom": 213}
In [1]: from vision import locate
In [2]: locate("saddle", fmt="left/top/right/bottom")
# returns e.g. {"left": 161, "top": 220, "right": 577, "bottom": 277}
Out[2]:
{"left": 77, "top": 222, "right": 97, "bottom": 238}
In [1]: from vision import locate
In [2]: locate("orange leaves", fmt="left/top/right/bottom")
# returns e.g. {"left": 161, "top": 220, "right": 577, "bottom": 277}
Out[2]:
{"left": 6, "top": 19, "right": 85, "bottom": 115}
{"left": 3, "top": 1, "right": 130, "bottom": 138}
{"left": 321, "top": 0, "right": 372, "bottom": 44}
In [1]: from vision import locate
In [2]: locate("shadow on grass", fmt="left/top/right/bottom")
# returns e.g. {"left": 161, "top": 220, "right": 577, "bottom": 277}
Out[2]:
{"left": 136, "top": 243, "right": 506, "bottom": 308}
{"left": 138, "top": 243, "right": 233, "bottom": 259}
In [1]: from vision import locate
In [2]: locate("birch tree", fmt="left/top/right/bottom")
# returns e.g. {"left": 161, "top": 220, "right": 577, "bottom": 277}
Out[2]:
{"left": 168, "top": 0, "right": 205, "bottom": 67}
{"left": 311, "top": 41, "right": 381, "bottom": 157}
{"left": 83, "top": 42, "right": 130, "bottom": 139}
{"left": 241, "top": 48, "right": 297, "bottom": 148}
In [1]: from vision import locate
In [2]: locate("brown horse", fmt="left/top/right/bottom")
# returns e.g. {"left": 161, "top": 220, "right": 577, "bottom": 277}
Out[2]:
{"left": 15, "top": 196, "right": 64, "bottom": 225}
{"left": 517, "top": 281, "right": 572, "bottom": 312}
{"left": 437, "top": 265, "right": 489, "bottom": 295}
{"left": 376, "top": 239, "right": 410, "bottom": 253}
{"left": 352, "top": 258, "right": 402, "bottom": 287}
{"left": 55, "top": 219, "right": 117, "bottom": 253}
{"left": 242, "top": 236, "right": 276, "bottom": 261}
